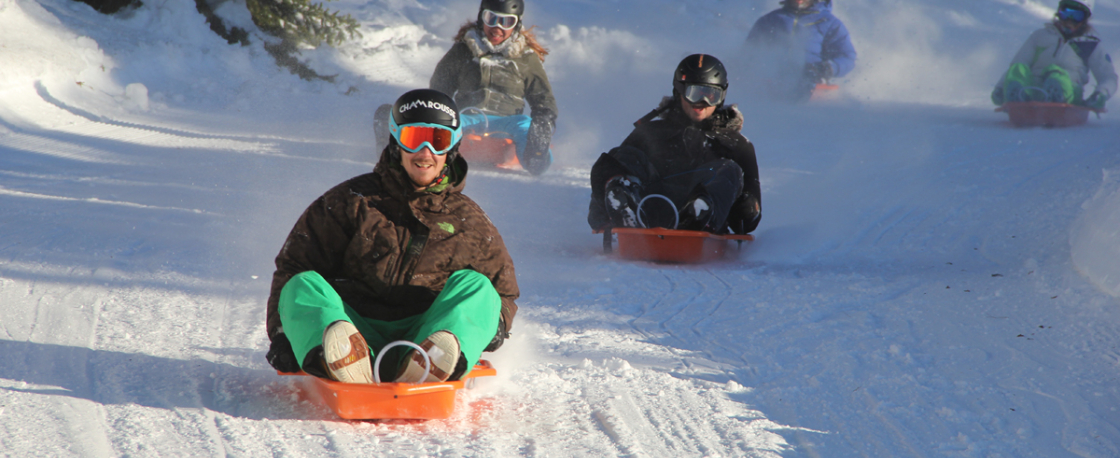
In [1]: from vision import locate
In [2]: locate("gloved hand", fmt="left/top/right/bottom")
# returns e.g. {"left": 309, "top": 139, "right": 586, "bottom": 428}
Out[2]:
{"left": 803, "top": 61, "right": 834, "bottom": 83}
{"left": 266, "top": 333, "right": 301, "bottom": 373}
{"left": 727, "top": 195, "right": 761, "bottom": 235}
{"left": 991, "top": 86, "right": 1005, "bottom": 106}
{"left": 1084, "top": 91, "right": 1107, "bottom": 110}
{"left": 483, "top": 316, "right": 510, "bottom": 352}
{"left": 523, "top": 116, "right": 554, "bottom": 176}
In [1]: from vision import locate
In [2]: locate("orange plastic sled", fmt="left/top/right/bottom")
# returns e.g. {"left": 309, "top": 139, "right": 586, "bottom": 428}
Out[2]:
{"left": 810, "top": 83, "right": 840, "bottom": 102}
{"left": 279, "top": 360, "right": 497, "bottom": 420}
{"left": 599, "top": 227, "right": 754, "bottom": 263}
{"left": 460, "top": 133, "right": 522, "bottom": 170}
{"left": 996, "top": 102, "right": 1105, "bottom": 128}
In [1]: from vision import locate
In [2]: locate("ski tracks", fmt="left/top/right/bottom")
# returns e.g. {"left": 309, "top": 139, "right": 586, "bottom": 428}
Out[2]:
{"left": 466, "top": 354, "right": 793, "bottom": 457}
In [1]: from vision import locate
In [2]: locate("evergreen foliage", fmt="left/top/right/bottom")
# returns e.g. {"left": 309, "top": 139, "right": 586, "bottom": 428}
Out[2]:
{"left": 74, "top": 0, "right": 140, "bottom": 14}
{"left": 246, "top": 0, "right": 362, "bottom": 48}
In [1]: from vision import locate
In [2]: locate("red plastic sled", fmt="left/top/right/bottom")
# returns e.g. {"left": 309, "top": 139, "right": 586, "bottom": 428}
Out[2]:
{"left": 810, "top": 83, "right": 840, "bottom": 102}
{"left": 996, "top": 102, "right": 1105, "bottom": 128}
{"left": 599, "top": 227, "right": 754, "bottom": 263}
{"left": 279, "top": 360, "right": 497, "bottom": 420}
{"left": 460, "top": 133, "right": 522, "bottom": 170}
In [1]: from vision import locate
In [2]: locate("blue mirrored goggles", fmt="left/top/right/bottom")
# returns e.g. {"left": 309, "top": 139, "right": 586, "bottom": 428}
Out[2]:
{"left": 682, "top": 84, "right": 726, "bottom": 106}
{"left": 1058, "top": 7, "right": 1087, "bottom": 22}
{"left": 482, "top": 9, "right": 519, "bottom": 30}
{"left": 389, "top": 119, "right": 463, "bottom": 155}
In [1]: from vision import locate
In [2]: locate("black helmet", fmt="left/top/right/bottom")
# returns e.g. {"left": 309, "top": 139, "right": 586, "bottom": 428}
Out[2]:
{"left": 477, "top": 0, "right": 524, "bottom": 31}
{"left": 387, "top": 89, "right": 463, "bottom": 160}
{"left": 391, "top": 89, "right": 460, "bottom": 129}
{"left": 673, "top": 53, "right": 728, "bottom": 94}
{"left": 479, "top": 0, "right": 524, "bottom": 17}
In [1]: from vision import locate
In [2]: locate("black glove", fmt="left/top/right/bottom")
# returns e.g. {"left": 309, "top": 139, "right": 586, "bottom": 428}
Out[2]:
{"left": 483, "top": 317, "right": 510, "bottom": 352}
{"left": 266, "top": 333, "right": 301, "bottom": 373}
{"left": 727, "top": 194, "right": 761, "bottom": 234}
{"left": 804, "top": 61, "right": 834, "bottom": 83}
{"left": 373, "top": 103, "right": 393, "bottom": 152}
{"left": 991, "top": 86, "right": 1005, "bottom": 106}
{"left": 1084, "top": 91, "right": 1107, "bottom": 110}
{"left": 523, "top": 116, "right": 554, "bottom": 176}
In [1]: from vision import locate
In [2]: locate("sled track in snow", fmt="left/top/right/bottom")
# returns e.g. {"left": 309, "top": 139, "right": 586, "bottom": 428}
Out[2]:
{"left": 23, "top": 82, "right": 371, "bottom": 167}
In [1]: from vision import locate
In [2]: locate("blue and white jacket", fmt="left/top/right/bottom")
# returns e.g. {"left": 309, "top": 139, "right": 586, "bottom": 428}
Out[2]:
{"left": 746, "top": 1, "right": 857, "bottom": 78}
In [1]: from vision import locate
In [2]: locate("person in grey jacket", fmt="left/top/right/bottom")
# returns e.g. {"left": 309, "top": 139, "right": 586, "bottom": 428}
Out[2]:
{"left": 992, "top": 0, "right": 1116, "bottom": 109}
{"left": 374, "top": 0, "right": 557, "bottom": 175}
{"left": 430, "top": 0, "right": 557, "bottom": 175}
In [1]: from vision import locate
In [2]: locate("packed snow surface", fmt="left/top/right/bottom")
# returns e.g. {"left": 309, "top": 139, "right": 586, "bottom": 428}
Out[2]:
{"left": 2, "top": 0, "right": 1120, "bottom": 456}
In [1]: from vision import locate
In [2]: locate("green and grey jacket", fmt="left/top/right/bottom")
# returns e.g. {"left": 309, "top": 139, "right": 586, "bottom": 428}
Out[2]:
{"left": 996, "top": 22, "right": 1117, "bottom": 100}
{"left": 266, "top": 150, "right": 519, "bottom": 341}
{"left": 430, "top": 26, "right": 558, "bottom": 124}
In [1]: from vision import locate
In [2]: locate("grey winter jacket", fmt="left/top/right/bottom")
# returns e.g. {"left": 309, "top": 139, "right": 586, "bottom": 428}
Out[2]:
{"left": 995, "top": 22, "right": 1117, "bottom": 100}
{"left": 430, "top": 26, "right": 557, "bottom": 124}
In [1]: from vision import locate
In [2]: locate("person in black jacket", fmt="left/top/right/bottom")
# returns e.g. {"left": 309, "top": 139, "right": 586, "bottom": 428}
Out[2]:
{"left": 588, "top": 54, "right": 761, "bottom": 235}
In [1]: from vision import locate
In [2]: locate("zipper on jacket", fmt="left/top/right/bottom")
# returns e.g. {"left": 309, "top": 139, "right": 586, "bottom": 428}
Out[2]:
{"left": 394, "top": 222, "right": 430, "bottom": 285}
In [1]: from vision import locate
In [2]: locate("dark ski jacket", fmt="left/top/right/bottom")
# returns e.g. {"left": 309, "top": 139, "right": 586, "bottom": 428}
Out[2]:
{"left": 266, "top": 150, "right": 519, "bottom": 342}
{"left": 430, "top": 25, "right": 558, "bottom": 126}
{"left": 588, "top": 97, "right": 762, "bottom": 234}
{"left": 746, "top": 0, "right": 857, "bottom": 78}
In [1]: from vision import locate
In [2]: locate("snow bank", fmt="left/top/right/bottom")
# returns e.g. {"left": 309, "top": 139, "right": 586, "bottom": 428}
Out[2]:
{"left": 0, "top": 0, "right": 109, "bottom": 91}
{"left": 1071, "top": 169, "right": 1120, "bottom": 298}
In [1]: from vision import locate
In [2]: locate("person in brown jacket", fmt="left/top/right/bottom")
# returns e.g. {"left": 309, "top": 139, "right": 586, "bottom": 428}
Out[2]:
{"left": 265, "top": 89, "right": 519, "bottom": 384}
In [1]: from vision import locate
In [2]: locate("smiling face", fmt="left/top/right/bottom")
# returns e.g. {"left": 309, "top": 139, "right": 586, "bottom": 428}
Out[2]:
{"left": 483, "top": 23, "right": 513, "bottom": 46}
{"left": 400, "top": 145, "right": 447, "bottom": 190}
{"left": 680, "top": 95, "right": 716, "bottom": 123}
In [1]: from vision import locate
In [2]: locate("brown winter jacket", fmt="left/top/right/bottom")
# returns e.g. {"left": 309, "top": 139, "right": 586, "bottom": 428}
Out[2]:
{"left": 265, "top": 150, "right": 519, "bottom": 342}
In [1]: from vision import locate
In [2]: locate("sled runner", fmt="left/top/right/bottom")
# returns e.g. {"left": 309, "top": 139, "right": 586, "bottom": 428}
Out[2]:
{"left": 598, "top": 227, "right": 754, "bottom": 264}
{"left": 279, "top": 360, "right": 497, "bottom": 420}
{"left": 460, "top": 132, "right": 523, "bottom": 170}
{"left": 996, "top": 102, "right": 1105, "bottom": 128}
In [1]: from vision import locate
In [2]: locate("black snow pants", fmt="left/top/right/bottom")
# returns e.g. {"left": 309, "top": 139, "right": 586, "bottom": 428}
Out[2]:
{"left": 593, "top": 145, "right": 744, "bottom": 231}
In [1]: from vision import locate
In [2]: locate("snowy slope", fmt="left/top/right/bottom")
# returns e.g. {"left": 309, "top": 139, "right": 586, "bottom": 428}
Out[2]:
{"left": 1, "top": 0, "right": 1119, "bottom": 456}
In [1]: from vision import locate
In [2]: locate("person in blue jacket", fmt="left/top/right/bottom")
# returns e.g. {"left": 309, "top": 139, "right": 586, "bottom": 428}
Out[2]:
{"left": 745, "top": 0, "right": 857, "bottom": 100}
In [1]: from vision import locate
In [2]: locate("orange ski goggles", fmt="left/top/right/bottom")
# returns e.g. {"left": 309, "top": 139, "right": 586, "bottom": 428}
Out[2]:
{"left": 389, "top": 121, "right": 463, "bottom": 155}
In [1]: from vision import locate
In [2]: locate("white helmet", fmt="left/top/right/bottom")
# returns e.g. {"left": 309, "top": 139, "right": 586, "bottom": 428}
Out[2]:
{"left": 1061, "top": 0, "right": 1094, "bottom": 14}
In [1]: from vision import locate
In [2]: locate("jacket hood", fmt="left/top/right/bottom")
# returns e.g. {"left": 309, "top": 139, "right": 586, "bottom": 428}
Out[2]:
{"left": 1045, "top": 20, "right": 1097, "bottom": 39}
{"left": 461, "top": 26, "right": 533, "bottom": 60}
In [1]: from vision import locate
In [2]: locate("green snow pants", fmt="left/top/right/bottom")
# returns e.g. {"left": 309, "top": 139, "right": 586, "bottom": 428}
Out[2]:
{"left": 1001, "top": 63, "right": 1082, "bottom": 104}
{"left": 278, "top": 270, "right": 501, "bottom": 380}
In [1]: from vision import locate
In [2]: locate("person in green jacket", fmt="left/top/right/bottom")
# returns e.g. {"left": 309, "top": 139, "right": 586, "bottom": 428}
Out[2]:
{"left": 992, "top": 0, "right": 1116, "bottom": 109}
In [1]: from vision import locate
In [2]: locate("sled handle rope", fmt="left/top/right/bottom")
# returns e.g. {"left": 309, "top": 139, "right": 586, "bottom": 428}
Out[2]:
{"left": 373, "top": 340, "right": 431, "bottom": 384}
{"left": 460, "top": 107, "right": 489, "bottom": 133}
{"left": 637, "top": 194, "right": 679, "bottom": 230}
